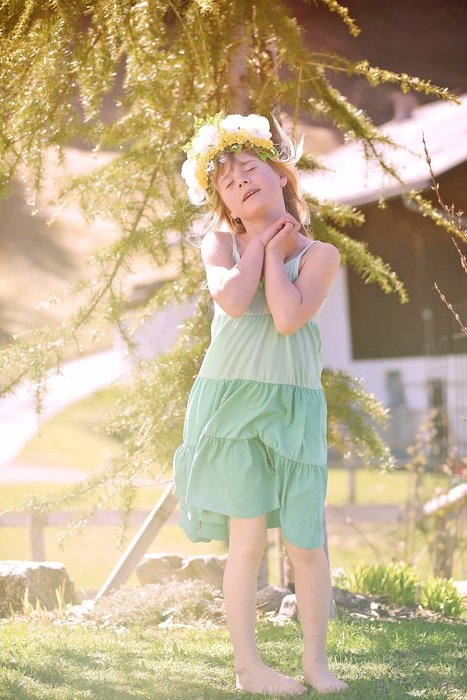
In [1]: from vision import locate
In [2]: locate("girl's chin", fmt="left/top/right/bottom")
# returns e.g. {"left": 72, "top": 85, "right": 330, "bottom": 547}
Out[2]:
{"left": 241, "top": 199, "right": 269, "bottom": 216}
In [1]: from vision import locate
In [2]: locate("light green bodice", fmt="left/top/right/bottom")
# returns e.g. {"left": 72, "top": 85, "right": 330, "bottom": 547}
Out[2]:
{"left": 200, "top": 232, "right": 326, "bottom": 389}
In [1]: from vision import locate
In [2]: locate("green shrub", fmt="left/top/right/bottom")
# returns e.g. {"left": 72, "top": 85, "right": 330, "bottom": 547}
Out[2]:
{"left": 348, "top": 561, "right": 419, "bottom": 606}
{"left": 334, "top": 561, "right": 466, "bottom": 619}
{"left": 419, "top": 577, "right": 466, "bottom": 619}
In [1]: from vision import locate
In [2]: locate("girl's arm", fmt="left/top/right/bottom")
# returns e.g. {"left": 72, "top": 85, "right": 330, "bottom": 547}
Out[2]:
{"left": 201, "top": 217, "right": 292, "bottom": 317}
{"left": 264, "top": 241, "right": 340, "bottom": 334}
{"left": 201, "top": 231, "right": 265, "bottom": 317}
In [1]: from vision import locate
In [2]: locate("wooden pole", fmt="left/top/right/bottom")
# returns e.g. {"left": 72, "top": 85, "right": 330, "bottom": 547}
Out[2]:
{"left": 275, "top": 528, "right": 284, "bottom": 586}
{"left": 347, "top": 460, "right": 357, "bottom": 504}
{"left": 432, "top": 510, "right": 453, "bottom": 579}
{"left": 422, "top": 482, "right": 466, "bottom": 578}
{"left": 258, "top": 546, "right": 269, "bottom": 590}
{"left": 30, "top": 507, "right": 46, "bottom": 561}
{"left": 95, "top": 482, "right": 178, "bottom": 599}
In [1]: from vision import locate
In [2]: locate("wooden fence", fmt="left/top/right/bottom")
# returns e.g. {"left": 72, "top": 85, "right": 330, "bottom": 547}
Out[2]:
{"left": 1, "top": 481, "right": 464, "bottom": 595}
{"left": 0, "top": 502, "right": 403, "bottom": 562}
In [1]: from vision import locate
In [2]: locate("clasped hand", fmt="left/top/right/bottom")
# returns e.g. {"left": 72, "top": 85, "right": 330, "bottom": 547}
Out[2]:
{"left": 260, "top": 214, "right": 302, "bottom": 261}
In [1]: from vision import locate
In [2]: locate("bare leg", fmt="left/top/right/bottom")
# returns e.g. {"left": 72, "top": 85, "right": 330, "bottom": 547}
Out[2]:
{"left": 224, "top": 516, "right": 307, "bottom": 696}
{"left": 285, "top": 542, "right": 348, "bottom": 694}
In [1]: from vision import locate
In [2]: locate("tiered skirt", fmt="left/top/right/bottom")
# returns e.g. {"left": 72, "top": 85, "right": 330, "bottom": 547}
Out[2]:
{"left": 173, "top": 376, "right": 328, "bottom": 549}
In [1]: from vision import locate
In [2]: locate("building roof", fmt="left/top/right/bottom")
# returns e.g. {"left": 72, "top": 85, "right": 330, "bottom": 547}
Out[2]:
{"left": 300, "top": 93, "right": 467, "bottom": 206}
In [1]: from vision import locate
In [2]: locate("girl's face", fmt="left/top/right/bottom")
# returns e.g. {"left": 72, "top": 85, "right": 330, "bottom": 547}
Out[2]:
{"left": 215, "top": 151, "right": 286, "bottom": 222}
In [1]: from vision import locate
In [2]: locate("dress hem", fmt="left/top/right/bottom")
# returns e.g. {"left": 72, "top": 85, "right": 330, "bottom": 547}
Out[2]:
{"left": 177, "top": 509, "right": 326, "bottom": 550}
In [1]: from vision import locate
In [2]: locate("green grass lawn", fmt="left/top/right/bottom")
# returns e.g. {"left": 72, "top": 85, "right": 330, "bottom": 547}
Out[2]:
{"left": 12, "top": 387, "right": 124, "bottom": 473}
{"left": 0, "top": 614, "right": 465, "bottom": 700}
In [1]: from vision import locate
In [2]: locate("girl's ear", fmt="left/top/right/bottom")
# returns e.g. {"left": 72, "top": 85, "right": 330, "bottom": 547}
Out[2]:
{"left": 280, "top": 177, "right": 287, "bottom": 187}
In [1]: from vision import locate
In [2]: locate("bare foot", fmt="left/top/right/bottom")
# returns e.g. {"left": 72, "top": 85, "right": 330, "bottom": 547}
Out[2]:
{"left": 303, "top": 658, "right": 348, "bottom": 694}
{"left": 236, "top": 661, "right": 308, "bottom": 696}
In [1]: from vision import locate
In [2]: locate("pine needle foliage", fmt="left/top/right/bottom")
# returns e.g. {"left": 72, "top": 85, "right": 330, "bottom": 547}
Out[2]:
{"left": 0, "top": 0, "right": 458, "bottom": 534}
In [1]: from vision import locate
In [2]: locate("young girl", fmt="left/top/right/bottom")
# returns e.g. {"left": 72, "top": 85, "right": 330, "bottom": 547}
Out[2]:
{"left": 174, "top": 113, "right": 347, "bottom": 696}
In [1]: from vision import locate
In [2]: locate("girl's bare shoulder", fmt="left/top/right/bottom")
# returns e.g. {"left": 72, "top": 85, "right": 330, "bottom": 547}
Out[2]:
{"left": 299, "top": 240, "right": 340, "bottom": 272}
{"left": 200, "top": 230, "right": 234, "bottom": 266}
{"left": 306, "top": 239, "right": 340, "bottom": 259}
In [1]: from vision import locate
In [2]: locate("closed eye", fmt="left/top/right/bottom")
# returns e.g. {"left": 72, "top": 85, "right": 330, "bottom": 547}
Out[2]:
{"left": 224, "top": 167, "right": 255, "bottom": 188}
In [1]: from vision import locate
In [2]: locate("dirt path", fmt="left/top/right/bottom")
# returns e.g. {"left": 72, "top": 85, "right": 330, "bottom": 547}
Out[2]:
{"left": 0, "top": 349, "right": 125, "bottom": 480}
{"left": 0, "top": 463, "right": 89, "bottom": 483}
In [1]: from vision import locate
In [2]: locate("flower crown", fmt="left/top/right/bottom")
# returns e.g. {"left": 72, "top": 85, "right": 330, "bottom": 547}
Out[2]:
{"left": 181, "top": 112, "right": 279, "bottom": 205}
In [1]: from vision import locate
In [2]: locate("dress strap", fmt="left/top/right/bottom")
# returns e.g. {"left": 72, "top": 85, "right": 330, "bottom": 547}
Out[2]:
{"left": 230, "top": 231, "right": 240, "bottom": 263}
{"left": 294, "top": 239, "right": 319, "bottom": 275}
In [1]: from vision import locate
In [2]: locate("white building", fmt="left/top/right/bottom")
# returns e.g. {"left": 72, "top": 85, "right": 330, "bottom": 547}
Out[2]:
{"left": 303, "top": 95, "right": 467, "bottom": 460}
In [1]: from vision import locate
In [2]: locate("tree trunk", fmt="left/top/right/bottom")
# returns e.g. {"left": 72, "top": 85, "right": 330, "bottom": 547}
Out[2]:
{"left": 227, "top": 23, "right": 250, "bottom": 113}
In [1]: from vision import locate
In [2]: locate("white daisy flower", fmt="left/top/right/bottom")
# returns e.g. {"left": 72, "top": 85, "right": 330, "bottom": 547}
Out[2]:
{"left": 181, "top": 158, "right": 198, "bottom": 187}
{"left": 243, "top": 114, "right": 272, "bottom": 139}
{"left": 220, "top": 114, "right": 246, "bottom": 132}
{"left": 188, "top": 184, "right": 207, "bottom": 205}
{"left": 191, "top": 124, "right": 219, "bottom": 155}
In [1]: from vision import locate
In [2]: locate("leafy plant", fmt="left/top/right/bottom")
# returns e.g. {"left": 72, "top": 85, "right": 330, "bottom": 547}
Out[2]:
{"left": 348, "top": 561, "right": 419, "bottom": 606}
{"left": 419, "top": 576, "right": 466, "bottom": 619}
{"left": 55, "top": 580, "right": 67, "bottom": 618}
{"left": 22, "top": 586, "right": 48, "bottom": 621}
{"left": 22, "top": 586, "right": 34, "bottom": 616}
{"left": 334, "top": 561, "right": 466, "bottom": 619}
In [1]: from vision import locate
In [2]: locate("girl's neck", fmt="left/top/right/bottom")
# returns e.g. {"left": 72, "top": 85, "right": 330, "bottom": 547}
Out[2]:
{"left": 238, "top": 205, "right": 287, "bottom": 241}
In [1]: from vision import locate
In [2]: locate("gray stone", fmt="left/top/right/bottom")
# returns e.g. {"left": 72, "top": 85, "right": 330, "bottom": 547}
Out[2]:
{"left": 279, "top": 593, "right": 299, "bottom": 620}
{"left": 136, "top": 554, "right": 184, "bottom": 586}
{"left": 256, "top": 585, "right": 291, "bottom": 613}
{"left": 179, "top": 555, "right": 227, "bottom": 590}
{"left": 0, "top": 560, "right": 77, "bottom": 617}
{"left": 136, "top": 553, "right": 227, "bottom": 590}
{"left": 332, "top": 587, "right": 374, "bottom": 615}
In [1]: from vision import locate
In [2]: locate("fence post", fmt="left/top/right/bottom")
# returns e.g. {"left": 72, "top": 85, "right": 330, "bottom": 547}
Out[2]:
{"left": 432, "top": 509, "right": 453, "bottom": 579}
{"left": 347, "top": 460, "right": 357, "bottom": 504}
{"left": 257, "top": 553, "right": 268, "bottom": 589}
{"left": 30, "top": 507, "right": 46, "bottom": 561}
{"left": 96, "top": 482, "right": 178, "bottom": 599}
{"left": 274, "top": 528, "right": 284, "bottom": 587}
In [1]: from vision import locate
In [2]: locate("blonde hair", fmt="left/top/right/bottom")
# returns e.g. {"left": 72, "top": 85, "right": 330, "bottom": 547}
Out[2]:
{"left": 204, "top": 116, "right": 311, "bottom": 237}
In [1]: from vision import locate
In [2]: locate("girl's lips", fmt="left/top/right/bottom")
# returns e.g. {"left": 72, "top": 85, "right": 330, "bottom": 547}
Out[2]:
{"left": 243, "top": 189, "right": 260, "bottom": 202}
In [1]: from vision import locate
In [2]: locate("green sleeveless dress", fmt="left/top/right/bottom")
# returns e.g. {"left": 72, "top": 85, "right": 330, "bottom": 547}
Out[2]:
{"left": 173, "top": 231, "right": 328, "bottom": 549}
